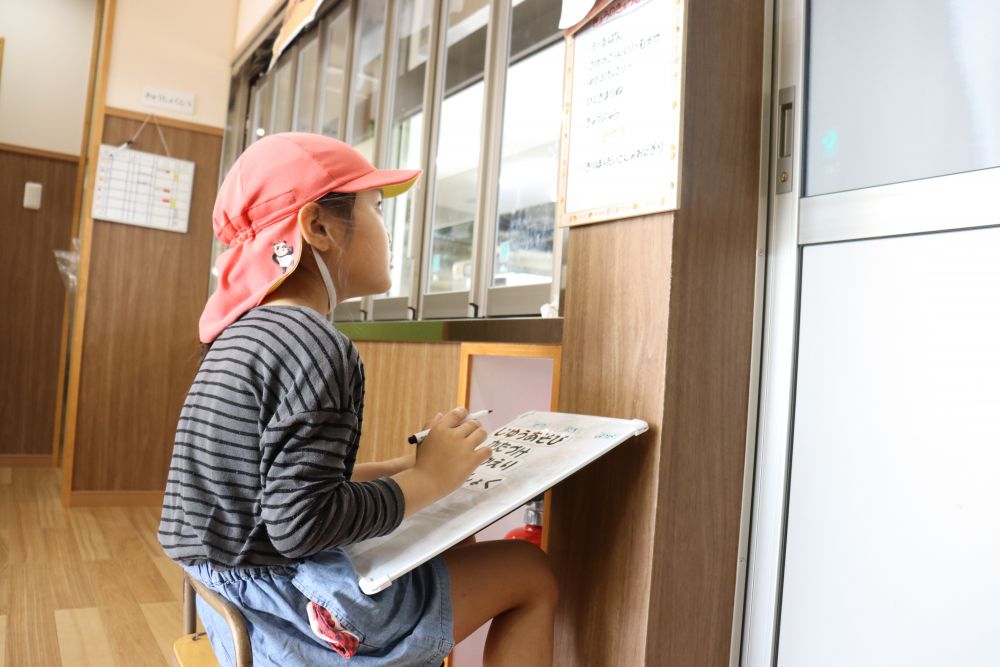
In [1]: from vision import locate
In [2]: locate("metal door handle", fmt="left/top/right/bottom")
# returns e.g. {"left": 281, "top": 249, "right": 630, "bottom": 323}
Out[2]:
{"left": 776, "top": 86, "right": 795, "bottom": 194}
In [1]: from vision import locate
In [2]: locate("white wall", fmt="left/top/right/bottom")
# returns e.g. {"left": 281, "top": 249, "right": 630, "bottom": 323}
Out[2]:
{"left": 235, "top": 0, "right": 284, "bottom": 53}
{"left": 105, "top": 0, "right": 239, "bottom": 128}
{"left": 0, "top": 0, "right": 98, "bottom": 155}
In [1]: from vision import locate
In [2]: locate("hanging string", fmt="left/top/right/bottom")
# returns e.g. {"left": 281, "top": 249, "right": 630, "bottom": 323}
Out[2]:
{"left": 116, "top": 113, "right": 172, "bottom": 157}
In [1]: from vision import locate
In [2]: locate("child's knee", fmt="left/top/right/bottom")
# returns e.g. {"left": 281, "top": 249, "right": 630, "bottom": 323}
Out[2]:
{"left": 506, "top": 540, "right": 558, "bottom": 606}
{"left": 535, "top": 558, "right": 559, "bottom": 608}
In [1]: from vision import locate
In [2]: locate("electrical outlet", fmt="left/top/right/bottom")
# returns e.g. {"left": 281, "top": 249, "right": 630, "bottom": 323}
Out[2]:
{"left": 23, "top": 182, "right": 42, "bottom": 210}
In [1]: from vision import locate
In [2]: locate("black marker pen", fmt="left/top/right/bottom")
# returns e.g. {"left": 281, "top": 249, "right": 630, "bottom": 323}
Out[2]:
{"left": 408, "top": 409, "right": 492, "bottom": 445}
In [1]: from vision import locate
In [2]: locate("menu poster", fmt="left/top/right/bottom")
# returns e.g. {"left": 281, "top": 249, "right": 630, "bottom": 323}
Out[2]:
{"left": 559, "top": 0, "right": 685, "bottom": 227}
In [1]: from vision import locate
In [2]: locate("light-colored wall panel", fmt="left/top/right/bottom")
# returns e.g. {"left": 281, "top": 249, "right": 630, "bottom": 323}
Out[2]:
{"left": 0, "top": 0, "right": 97, "bottom": 154}
{"left": 234, "top": 0, "right": 284, "bottom": 54}
{"left": 780, "top": 229, "right": 1000, "bottom": 666}
{"left": 105, "top": 0, "right": 239, "bottom": 128}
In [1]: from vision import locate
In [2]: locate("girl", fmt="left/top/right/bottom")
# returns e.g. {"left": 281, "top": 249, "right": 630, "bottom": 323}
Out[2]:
{"left": 159, "top": 133, "right": 557, "bottom": 666}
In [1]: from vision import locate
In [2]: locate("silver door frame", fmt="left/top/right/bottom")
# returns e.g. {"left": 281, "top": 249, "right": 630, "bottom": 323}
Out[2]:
{"left": 799, "top": 167, "right": 1000, "bottom": 244}
{"left": 740, "top": 0, "right": 806, "bottom": 663}
{"left": 728, "top": 0, "right": 778, "bottom": 663}
{"left": 740, "top": 1, "right": 1000, "bottom": 663}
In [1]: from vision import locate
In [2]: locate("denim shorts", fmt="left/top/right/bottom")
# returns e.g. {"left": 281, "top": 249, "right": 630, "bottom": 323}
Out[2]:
{"left": 182, "top": 549, "right": 454, "bottom": 666}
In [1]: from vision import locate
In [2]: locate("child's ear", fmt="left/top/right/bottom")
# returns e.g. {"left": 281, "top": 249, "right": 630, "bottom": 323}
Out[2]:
{"left": 297, "top": 202, "right": 334, "bottom": 252}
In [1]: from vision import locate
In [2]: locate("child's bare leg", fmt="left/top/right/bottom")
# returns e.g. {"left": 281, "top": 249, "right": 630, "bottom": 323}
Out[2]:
{"left": 443, "top": 539, "right": 557, "bottom": 667}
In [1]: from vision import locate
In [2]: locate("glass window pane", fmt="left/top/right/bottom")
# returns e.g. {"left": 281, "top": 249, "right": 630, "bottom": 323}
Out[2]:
{"left": 428, "top": 0, "right": 490, "bottom": 294}
{"left": 294, "top": 36, "right": 319, "bottom": 132}
{"left": 806, "top": 0, "right": 1000, "bottom": 196}
{"left": 221, "top": 75, "right": 243, "bottom": 173}
{"left": 320, "top": 8, "right": 352, "bottom": 138}
{"left": 493, "top": 39, "right": 564, "bottom": 288}
{"left": 348, "top": 0, "right": 387, "bottom": 160}
{"left": 273, "top": 60, "right": 294, "bottom": 133}
{"left": 381, "top": 0, "right": 434, "bottom": 299}
{"left": 251, "top": 77, "right": 274, "bottom": 142}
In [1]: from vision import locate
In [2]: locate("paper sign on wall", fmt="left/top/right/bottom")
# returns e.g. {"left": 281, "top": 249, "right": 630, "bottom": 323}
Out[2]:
{"left": 142, "top": 86, "right": 196, "bottom": 116}
{"left": 559, "top": 0, "right": 686, "bottom": 227}
{"left": 559, "top": 0, "right": 600, "bottom": 28}
{"left": 92, "top": 144, "right": 195, "bottom": 234}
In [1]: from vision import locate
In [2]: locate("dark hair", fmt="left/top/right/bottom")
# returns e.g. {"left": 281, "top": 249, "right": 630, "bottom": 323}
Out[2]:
{"left": 315, "top": 192, "right": 357, "bottom": 242}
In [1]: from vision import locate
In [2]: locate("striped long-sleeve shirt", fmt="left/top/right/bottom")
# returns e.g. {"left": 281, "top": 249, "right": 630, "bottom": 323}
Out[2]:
{"left": 158, "top": 305, "right": 404, "bottom": 567}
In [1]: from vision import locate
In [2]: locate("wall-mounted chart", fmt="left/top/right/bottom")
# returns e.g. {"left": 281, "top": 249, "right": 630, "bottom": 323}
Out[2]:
{"left": 92, "top": 144, "right": 195, "bottom": 234}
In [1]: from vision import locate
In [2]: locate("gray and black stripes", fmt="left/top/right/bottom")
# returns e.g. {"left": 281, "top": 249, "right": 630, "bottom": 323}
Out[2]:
{"left": 158, "top": 306, "right": 404, "bottom": 568}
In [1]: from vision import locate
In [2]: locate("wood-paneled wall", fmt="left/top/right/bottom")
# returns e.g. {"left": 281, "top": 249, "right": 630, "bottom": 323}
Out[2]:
{"left": 549, "top": 0, "right": 766, "bottom": 663}
{"left": 0, "top": 148, "right": 77, "bottom": 459}
{"left": 353, "top": 341, "right": 462, "bottom": 464}
{"left": 549, "top": 213, "right": 674, "bottom": 666}
{"left": 646, "top": 0, "right": 765, "bottom": 661}
{"left": 67, "top": 112, "right": 220, "bottom": 492}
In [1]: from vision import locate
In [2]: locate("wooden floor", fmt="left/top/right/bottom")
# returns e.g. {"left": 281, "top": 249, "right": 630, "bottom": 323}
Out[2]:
{"left": 0, "top": 467, "right": 195, "bottom": 667}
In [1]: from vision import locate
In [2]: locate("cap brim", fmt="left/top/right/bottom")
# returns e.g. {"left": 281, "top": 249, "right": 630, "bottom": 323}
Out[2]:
{"left": 338, "top": 168, "right": 421, "bottom": 199}
{"left": 199, "top": 215, "right": 303, "bottom": 343}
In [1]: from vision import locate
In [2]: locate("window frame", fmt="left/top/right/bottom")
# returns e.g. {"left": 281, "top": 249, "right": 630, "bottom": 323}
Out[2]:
{"left": 334, "top": 0, "right": 383, "bottom": 323}
{"left": 371, "top": 0, "right": 440, "bottom": 321}
{"left": 271, "top": 55, "right": 298, "bottom": 135}
{"left": 319, "top": 0, "right": 363, "bottom": 322}
{"left": 292, "top": 31, "right": 321, "bottom": 133}
{"left": 316, "top": 1, "right": 356, "bottom": 142}
{"left": 224, "top": 0, "right": 567, "bottom": 323}
{"left": 419, "top": 0, "right": 504, "bottom": 319}
{"left": 484, "top": 31, "right": 566, "bottom": 317}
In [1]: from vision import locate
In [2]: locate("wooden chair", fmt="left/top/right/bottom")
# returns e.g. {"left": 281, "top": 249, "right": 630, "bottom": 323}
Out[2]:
{"left": 174, "top": 574, "right": 253, "bottom": 667}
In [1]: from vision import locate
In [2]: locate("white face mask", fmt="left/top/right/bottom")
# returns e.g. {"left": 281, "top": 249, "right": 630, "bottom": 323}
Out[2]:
{"left": 311, "top": 245, "right": 337, "bottom": 324}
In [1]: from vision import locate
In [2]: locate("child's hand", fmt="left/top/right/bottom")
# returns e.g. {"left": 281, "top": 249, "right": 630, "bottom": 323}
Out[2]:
{"left": 399, "top": 413, "right": 442, "bottom": 469}
{"left": 414, "top": 407, "right": 491, "bottom": 496}
{"left": 423, "top": 412, "right": 444, "bottom": 431}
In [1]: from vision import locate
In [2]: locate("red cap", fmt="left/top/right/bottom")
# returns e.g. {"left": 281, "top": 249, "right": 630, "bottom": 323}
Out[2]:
{"left": 198, "top": 133, "right": 421, "bottom": 343}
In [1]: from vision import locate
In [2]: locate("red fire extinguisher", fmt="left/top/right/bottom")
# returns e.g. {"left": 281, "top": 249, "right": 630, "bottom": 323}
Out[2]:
{"left": 504, "top": 496, "right": 544, "bottom": 547}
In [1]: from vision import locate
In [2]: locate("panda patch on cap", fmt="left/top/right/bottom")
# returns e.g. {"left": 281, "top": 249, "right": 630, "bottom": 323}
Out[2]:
{"left": 272, "top": 241, "right": 295, "bottom": 274}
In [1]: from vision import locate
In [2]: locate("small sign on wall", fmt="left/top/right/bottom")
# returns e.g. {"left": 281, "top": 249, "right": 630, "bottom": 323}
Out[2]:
{"left": 141, "top": 86, "right": 196, "bottom": 116}
{"left": 92, "top": 144, "right": 195, "bottom": 234}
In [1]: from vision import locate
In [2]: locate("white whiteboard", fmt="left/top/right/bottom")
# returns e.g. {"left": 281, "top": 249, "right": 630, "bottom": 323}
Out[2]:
{"left": 92, "top": 144, "right": 195, "bottom": 233}
{"left": 343, "top": 411, "right": 648, "bottom": 595}
{"left": 560, "top": 0, "right": 685, "bottom": 226}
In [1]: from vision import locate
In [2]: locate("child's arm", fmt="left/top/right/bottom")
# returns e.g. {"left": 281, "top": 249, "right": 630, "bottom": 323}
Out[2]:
{"left": 351, "top": 453, "right": 414, "bottom": 482}
{"left": 350, "top": 412, "right": 442, "bottom": 482}
{"left": 259, "top": 407, "right": 488, "bottom": 558}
